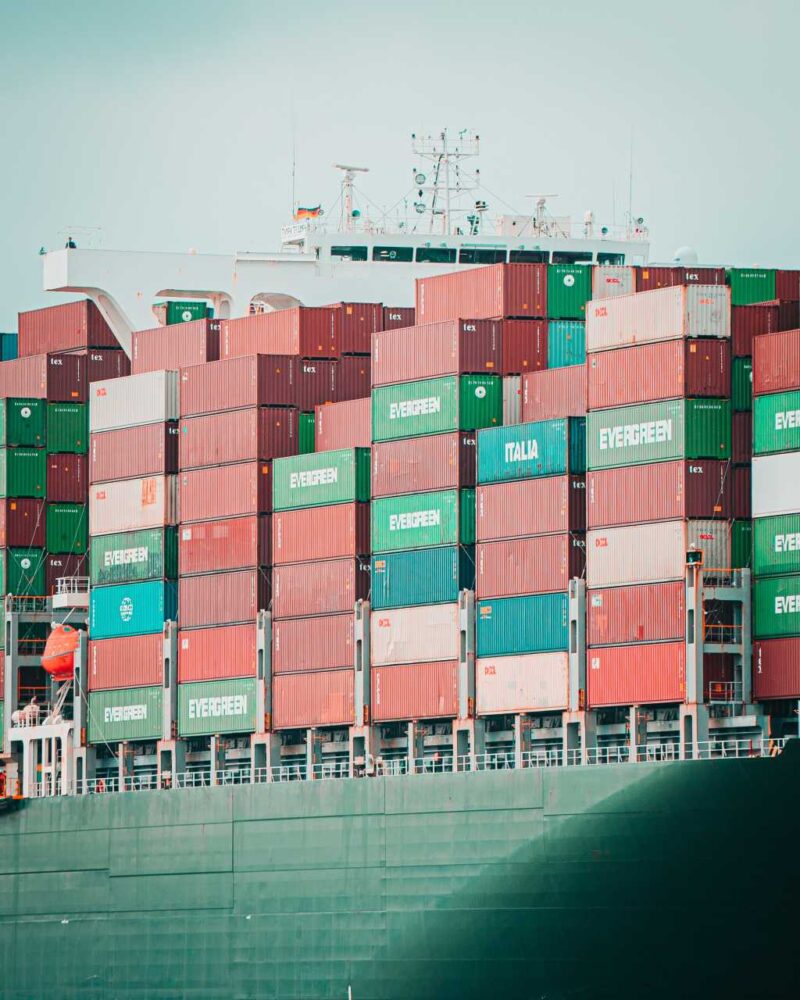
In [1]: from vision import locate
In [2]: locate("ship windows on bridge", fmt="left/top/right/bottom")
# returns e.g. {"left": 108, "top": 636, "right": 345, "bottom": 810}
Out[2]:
{"left": 552, "top": 250, "right": 593, "bottom": 264}
{"left": 416, "top": 247, "right": 457, "bottom": 264}
{"left": 509, "top": 250, "right": 549, "bottom": 263}
{"left": 459, "top": 248, "right": 508, "bottom": 264}
{"left": 373, "top": 246, "right": 415, "bottom": 262}
{"left": 331, "top": 245, "right": 368, "bottom": 261}
{"left": 597, "top": 252, "right": 626, "bottom": 264}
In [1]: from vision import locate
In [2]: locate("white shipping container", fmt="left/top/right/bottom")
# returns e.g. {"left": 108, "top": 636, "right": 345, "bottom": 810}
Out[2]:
{"left": 502, "top": 375, "right": 522, "bottom": 426}
{"left": 90, "top": 475, "right": 179, "bottom": 536}
{"left": 753, "top": 453, "right": 800, "bottom": 518}
{"left": 587, "top": 519, "right": 731, "bottom": 587}
{"left": 370, "top": 603, "right": 460, "bottom": 666}
{"left": 90, "top": 370, "right": 180, "bottom": 432}
{"left": 476, "top": 652, "right": 569, "bottom": 714}
{"left": 591, "top": 265, "right": 635, "bottom": 300}
{"left": 586, "top": 284, "right": 730, "bottom": 353}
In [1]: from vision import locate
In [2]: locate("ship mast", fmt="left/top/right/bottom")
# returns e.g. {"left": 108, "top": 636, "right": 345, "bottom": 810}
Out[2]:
{"left": 410, "top": 130, "right": 480, "bottom": 236}
{"left": 334, "top": 163, "right": 369, "bottom": 232}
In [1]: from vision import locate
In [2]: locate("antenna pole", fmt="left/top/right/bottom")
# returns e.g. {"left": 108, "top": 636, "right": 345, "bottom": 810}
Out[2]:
{"left": 628, "top": 130, "right": 633, "bottom": 232}
{"left": 291, "top": 133, "right": 296, "bottom": 218}
{"left": 442, "top": 130, "right": 451, "bottom": 236}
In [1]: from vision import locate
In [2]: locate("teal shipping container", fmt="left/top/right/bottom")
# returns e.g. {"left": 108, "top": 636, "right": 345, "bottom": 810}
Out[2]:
{"left": 371, "top": 375, "right": 502, "bottom": 442}
{"left": 90, "top": 580, "right": 178, "bottom": 640}
{"left": 178, "top": 677, "right": 256, "bottom": 737}
{"left": 273, "top": 448, "right": 370, "bottom": 511}
{"left": 372, "top": 489, "right": 475, "bottom": 553}
{"left": 477, "top": 418, "right": 586, "bottom": 484}
{"left": 371, "top": 545, "right": 475, "bottom": 609}
{"left": 547, "top": 321, "right": 586, "bottom": 368}
{"left": 0, "top": 333, "right": 18, "bottom": 361}
{"left": 477, "top": 592, "right": 569, "bottom": 656}
{"left": 87, "top": 686, "right": 163, "bottom": 744}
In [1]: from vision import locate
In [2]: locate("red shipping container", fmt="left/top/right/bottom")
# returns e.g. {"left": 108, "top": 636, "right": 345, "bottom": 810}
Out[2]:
{"left": 521, "top": 366, "right": 587, "bottom": 421}
{"left": 178, "top": 624, "right": 257, "bottom": 682}
{"left": 775, "top": 271, "right": 800, "bottom": 301}
{"left": 500, "top": 319, "right": 548, "bottom": 375}
{"left": 272, "top": 669, "right": 355, "bottom": 729}
{"left": 334, "top": 355, "right": 371, "bottom": 402}
{"left": 753, "top": 328, "right": 800, "bottom": 395}
{"left": 588, "top": 582, "right": 685, "bottom": 646}
{"left": 588, "top": 642, "right": 685, "bottom": 707}
{"left": 45, "top": 553, "right": 86, "bottom": 594}
{"left": 371, "top": 319, "right": 501, "bottom": 386}
{"left": 222, "top": 307, "right": 340, "bottom": 359}
{"left": 476, "top": 533, "right": 585, "bottom": 598}
{"left": 382, "top": 306, "right": 415, "bottom": 330}
{"left": 132, "top": 319, "right": 220, "bottom": 374}
{"left": 587, "top": 460, "right": 731, "bottom": 529}
{"left": 329, "top": 302, "right": 382, "bottom": 355}
{"left": 416, "top": 264, "right": 547, "bottom": 323}
{"left": 90, "top": 423, "right": 179, "bottom": 483}
{"left": 371, "top": 432, "right": 476, "bottom": 498}
{"left": 0, "top": 353, "right": 85, "bottom": 401}
{"left": 272, "top": 503, "right": 370, "bottom": 565}
{"left": 731, "top": 302, "right": 799, "bottom": 357}
{"left": 635, "top": 266, "right": 726, "bottom": 291}
{"left": 272, "top": 558, "right": 370, "bottom": 618}
{"left": 18, "top": 300, "right": 118, "bottom": 356}
{"left": 315, "top": 398, "right": 371, "bottom": 451}
{"left": 732, "top": 412, "right": 752, "bottom": 464}
{"left": 180, "top": 462, "right": 272, "bottom": 523}
{"left": 273, "top": 613, "right": 354, "bottom": 673}
{"left": 0, "top": 499, "right": 45, "bottom": 547}
{"left": 732, "top": 465, "right": 751, "bottom": 519}
{"left": 179, "top": 407, "right": 297, "bottom": 470}
{"left": 587, "top": 338, "right": 730, "bottom": 410}
{"left": 82, "top": 349, "right": 130, "bottom": 384}
{"left": 179, "top": 568, "right": 270, "bottom": 629}
{"left": 371, "top": 661, "right": 459, "bottom": 721}
{"left": 88, "top": 634, "right": 163, "bottom": 691}
{"left": 476, "top": 476, "right": 586, "bottom": 541}
{"left": 179, "top": 515, "right": 271, "bottom": 575}
{"left": 46, "top": 454, "right": 88, "bottom": 502}
{"left": 754, "top": 637, "right": 800, "bottom": 699}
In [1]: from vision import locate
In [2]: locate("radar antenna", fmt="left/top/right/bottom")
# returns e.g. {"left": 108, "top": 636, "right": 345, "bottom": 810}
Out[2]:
{"left": 333, "top": 164, "right": 369, "bottom": 233}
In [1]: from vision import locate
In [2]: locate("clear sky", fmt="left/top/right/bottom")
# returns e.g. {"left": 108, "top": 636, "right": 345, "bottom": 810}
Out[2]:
{"left": 1, "top": 0, "right": 797, "bottom": 329}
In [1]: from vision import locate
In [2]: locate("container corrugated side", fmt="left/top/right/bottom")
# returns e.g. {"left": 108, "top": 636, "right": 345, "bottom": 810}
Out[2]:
{"left": 499, "top": 319, "right": 547, "bottom": 375}
{"left": 415, "top": 263, "right": 547, "bottom": 323}
{"left": 371, "top": 661, "right": 458, "bottom": 721}
{"left": 90, "top": 527, "right": 178, "bottom": 586}
{"left": 45, "top": 502, "right": 88, "bottom": 554}
{"left": 89, "top": 475, "right": 178, "bottom": 536}
{"left": 0, "top": 398, "right": 46, "bottom": 447}
{"left": 331, "top": 301, "right": 382, "bottom": 354}
{"left": 753, "top": 575, "right": 800, "bottom": 638}
{"left": 88, "top": 634, "right": 164, "bottom": 690}
{"left": 476, "top": 476, "right": 586, "bottom": 540}
{"left": 753, "top": 329, "right": 800, "bottom": 396}
{"left": 476, "top": 593, "right": 569, "bottom": 657}
{"left": 178, "top": 677, "right": 256, "bottom": 736}
{"left": 272, "top": 558, "right": 370, "bottom": 618}
{"left": 732, "top": 302, "right": 799, "bottom": 357}
{"left": 315, "top": 398, "right": 372, "bottom": 451}
{"left": 272, "top": 448, "right": 370, "bottom": 511}
{"left": 273, "top": 669, "right": 355, "bottom": 729}
{"left": 547, "top": 265, "right": 592, "bottom": 320}
{"left": 521, "top": 366, "right": 587, "bottom": 421}
{"left": 371, "top": 432, "right": 476, "bottom": 497}
{"left": 90, "top": 423, "right": 179, "bottom": 483}
{"left": 728, "top": 268, "right": 776, "bottom": 306}
{"left": 382, "top": 306, "right": 415, "bottom": 329}
{"left": 178, "top": 624, "right": 257, "bottom": 682}
{"left": 476, "top": 652, "right": 569, "bottom": 714}
{"left": 547, "top": 321, "right": 585, "bottom": 368}
{"left": 753, "top": 454, "right": 800, "bottom": 517}
{"left": 0, "top": 548, "right": 46, "bottom": 596}
{"left": 46, "top": 402, "right": 88, "bottom": 454}
{"left": 0, "top": 353, "right": 85, "bottom": 403}
{"left": 179, "top": 569, "right": 270, "bottom": 629}
{"left": 222, "top": 307, "right": 340, "bottom": 359}
{"left": 370, "top": 603, "right": 460, "bottom": 666}
{"left": 477, "top": 534, "right": 584, "bottom": 598}
{"left": 87, "top": 686, "right": 162, "bottom": 743}
{"left": 90, "top": 371, "right": 179, "bottom": 432}
{"left": 179, "top": 408, "right": 298, "bottom": 470}
{"left": 371, "top": 489, "right": 475, "bottom": 553}
{"left": 588, "top": 643, "right": 685, "bottom": 707}
{"left": 132, "top": 319, "right": 220, "bottom": 374}
{"left": 179, "top": 516, "right": 271, "bottom": 575}
{"left": 371, "top": 375, "right": 502, "bottom": 442}
{"left": 753, "top": 389, "right": 800, "bottom": 454}
{"left": 733, "top": 411, "right": 752, "bottom": 464}
{"left": 732, "top": 357, "right": 753, "bottom": 412}
{"left": 588, "top": 581, "right": 685, "bottom": 645}
{"left": 273, "top": 613, "right": 354, "bottom": 673}
{"left": 753, "top": 638, "right": 800, "bottom": 699}
{"left": 272, "top": 503, "right": 370, "bottom": 564}
{"left": 0, "top": 448, "right": 47, "bottom": 498}
{"left": 635, "top": 266, "right": 726, "bottom": 291}
{"left": 477, "top": 418, "right": 585, "bottom": 483}
{"left": 371, "top": 319, "right": 501, "bottom": 386}
{"left": 18, "top": 300, "right": 118, "bottom": 356}
{"left": 0, "top": 499, "right": 45, "bottom": 548}
{"left": 371, "top": 546, "right": 474, "bottom": 610}
{"left": 89, "top": 580, "right": 178, "bottom": 640}
{"left": 753, "top": 515, "right": 800, "bottom": 577}
{"left": 591, "top": 266, "right": 635, "bottom": 300}
{"left": 179, "top": 462, "right": 272, "bottom": 523}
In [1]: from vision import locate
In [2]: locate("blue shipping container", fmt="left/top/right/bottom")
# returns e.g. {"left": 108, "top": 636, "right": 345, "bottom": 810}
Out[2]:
{"left": 90, "top": 580, "right": 178, "bottom": 640}
{"left": 476, "top": 592, "right": 569, "bottom": 656}
{"left": 371, "top": 546, "right": 475, "bottom": 610}
{"left": 477, "top": 418, "right": 586, "bottom": 484}
{"left": 0, "top": 333, "right": 18, "bottom": 361}
{"left": 547, "top": 320, "right": 585, "bottom": 368}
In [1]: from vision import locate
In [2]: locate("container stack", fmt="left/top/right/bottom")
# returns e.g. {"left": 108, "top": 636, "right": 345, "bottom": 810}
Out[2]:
{"left": 584, "top": 283, "right": 734, "bottom": 709}
{"left": 132, "top": 318, "right": 220, "bottom": 375}
{"left": 44, "top": 396, "right": 89, "bottom": 589}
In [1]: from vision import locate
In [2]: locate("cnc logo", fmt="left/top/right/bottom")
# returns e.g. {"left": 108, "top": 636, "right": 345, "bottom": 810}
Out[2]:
{"left": 377, "top": 618, "right": 390, "bottom": 628}
{"left": 95, "top": 387, "right": 107, "bottom": 396}
{"left": 95, "top": 491, "right": 107, "bottom": 500}
{"left": 119, "top": 597, "right": 134, "bottom": 622}
{"left": 595, "top": 537, "right": 608, "bottom": 548}
{"left": 594, "top": 306, "right": 608, "bottom": 318}
{"left": 483, "top": 665, "right": 497, "bottom": 676}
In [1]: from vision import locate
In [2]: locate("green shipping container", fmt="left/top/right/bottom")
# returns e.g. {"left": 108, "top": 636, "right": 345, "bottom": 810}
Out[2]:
{"left": 46, "top": 403, "right": 88, "bottom": 454}
{"left": 477, "top": 418, "right": 586, "bottom": 484}
{"left": 178, "top": 677, "right": 256, "bottom": 737}
{"left": 727, "top": 268, "right": 776, "bottom": 306}
{"left": 166, "top": 300, "right": 210, "bottom": 324}
{"left": 371, "top": 375, "right": 502, "bottom": 443}
{"left": 273, "top": 448, "right": 370, "bottom": 511}
{"left": 753, "top": 389, "right": 800, "bottom": 455}
{"left": 587, "top": 398, "right": 731, "bottom": 471}
{"left": 731, "top": 358, "right": 752, "bottom": 413}
{"left": 753, "top": 574, "right": 800, "bottom": 638}
{"left": 46, "top": 503, "right": 88, "bottom": 554}
{"left": 0, "top": 448, "right": 47, "bottom": 498}
{"left": 299, "top": 412, "right": 315, "bottom": 454}
{"left": 547, "top": 320, "right": 586, "bottom": 368}
{"left": 0, "top": 398, "right": 46, "bottom": 447}
{"left": 477, "top": 593, "right": 569, "bottom": 656}
{"left": 753, "top": 515, "right": 800, "bottom": 577}
{"left": 372, "top": 489, "right": 476, "bottom": 553}
{"left": 371, "top": 546, "right": 475, "bottom": 609}
{"left": 90, "top": 527, "right": 179, "bottom": 586}
{"left": 547, "top": 265, "right": 592, "bottom": 320}
{"left": 0, "top": 548, "right": 45, "bottom": 596}
{"left": 731, "top": 520, "right": 753, "bottom": 570}
{"left": 87, "top": 686, "right": 163, "bottom": 744}
{"left": 89, "top": 580, "right": 178, "bottom": 640}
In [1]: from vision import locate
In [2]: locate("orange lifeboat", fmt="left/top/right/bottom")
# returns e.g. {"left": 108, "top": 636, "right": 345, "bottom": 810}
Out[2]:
{"left": 41, "top": 624, "right": 81, "bottom": 682}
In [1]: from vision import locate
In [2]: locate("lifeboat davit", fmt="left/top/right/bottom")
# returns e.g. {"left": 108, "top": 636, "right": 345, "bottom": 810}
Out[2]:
{"left": 41, "top": 624, "right": 81, "bottom": 682}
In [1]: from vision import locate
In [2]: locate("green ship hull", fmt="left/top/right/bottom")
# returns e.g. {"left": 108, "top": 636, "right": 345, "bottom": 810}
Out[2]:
{"left": 2, "top": 746, "right": 799, "bottom": 999}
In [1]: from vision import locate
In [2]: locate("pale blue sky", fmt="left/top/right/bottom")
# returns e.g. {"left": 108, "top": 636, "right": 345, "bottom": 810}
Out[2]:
{"left": 1, "top": 0, "right": 798, "bottom": 329}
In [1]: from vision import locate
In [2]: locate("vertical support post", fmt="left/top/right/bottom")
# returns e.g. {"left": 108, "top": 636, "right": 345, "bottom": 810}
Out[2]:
{"left": 628, "top": 706, "right": 647, "bottom": 762}
{"left": 162, "top": 621, "right": 178, "bottom": 743}
{"left": 256, "top": 610, "right": 271, "bottom": 734}
{"left": 3, "top": 601, "right": 19, "bottom": 756}
{"left": 407, "top": 722, "right": 425, "bottom": 773}
{"left": 739, "top": 568, "right": 753, "bottom": 705}
{"left": 684, "top": 564, "right": 704, "bottom": 706}
{"left": 350, "top": 599, "right": 373, "bottom": 776}
{"left": 306, "top": 728, "right": 323, "bottom": 779}
{"left": 210, "top": 735, "right": 225, "bottom": 784}
{"left": 568, "top": 579, "right": 586, "bottom": 713}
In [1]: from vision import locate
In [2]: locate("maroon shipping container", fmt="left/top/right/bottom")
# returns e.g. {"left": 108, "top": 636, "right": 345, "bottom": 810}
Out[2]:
{"left": 273, "top": 613, "right": 354, "bottom": 673}
{"left": 371, "top": 661, "right": 459, "bottom": 721}
{"left": 179, "top": 515, "right": 271, "bottom": 576}
{"left": 476, "top": 533, "right": 585, "bottom": 598}
{"left": 371, "top": 432, "right": 476, "bottom": 498}
{"left": 500, "top": 319, "right": 548, "bottom": 375}
{"left": 315, "top": 398, "right": 371, "bottom": 451}
{"left": 88, "top": 634, "right": 163, "bottom": 691}
{"left": 273, "top": 669, "right": 355, "bottom": 730}
{"left": 132, "top": 319, "right": 220, "bottom": 374}
{"left": 90, "top": 423, "right": 179, "bottom": 484}
{"left": 222, "top": 307, "right": 340, "bottom": 360}
{"left": 46, "top": 454, "right": 88, "bottom": 502}
{"left": 179, "top": 407, "right": 297, "bottom": 470}
{"left": 775, "top": 271, "right": 800, "bottom": 301}
{"left": 178, "top": 624, "right": 257, "bottom": 682}
{"left": 587, "top": 338, "right": 730, "bottom": 410}
{"left": 382, "top": 306, "right": 415, "bottom": 330}
{"left": 732, "top": 465, "right": 751, "bottom": 519}
{"left": 587, "top": 642, "right": 685, "bottom": 707}
{"left": 754, "top": 637, "right": 800, "bottom": 699}
{"left": 731, "top": 302, "right": 799, "bottom": 356}
{"left": 732, "top": 412, "right": 752, "bottom": 464}
{"left": 82, "top": 349, "right": 130, "bottom": 384}
{"left": 0, "top": 353, "right": 85, "bottom": 401}
{"left": 18, "top": 300, "right": 119, "bottom": 357}
{"left": 588, "top": 581, "right": 685, "bottom": 646}
{"left": 273, "top": 503, "right": 370, "bottom": 565}
{"left": 45, "top": 553, "right": 86, "bottom": 594}
{"left": 335, "top": 355, "right": 371, "bottom": 402}
{"left": 179, "top": 568, "right": 270, "bottom": 629}
{"left": 0, "top": 499, "right": 45, "bottom": 547}
{"left": 272, "top": 558, "right": 370, "bottom": 619}
{"left": 329, "top": 302, "right": 382, "bottom": 355}
{"left": 371, "top": 319, "right": 501, "bottom": 386}
{"left": 753, "top": 328, "right": 800, "bottom": 395}
{"left": 521, "top": 366, "right": 587, "bottom": 421}
{"left": 586, "top": 460, "right": 731, "bottom": 529}
{"left": 476, "top": 476, "right": 586, "bottom": 541}
{"left": 635, "top": 266, "right": 726, "bottom": 291}
{"left": 180, "top": 462, "right": 272, "bottom": 523}
{"left": 416, "top": 264, "right": 547, "bottom": 323}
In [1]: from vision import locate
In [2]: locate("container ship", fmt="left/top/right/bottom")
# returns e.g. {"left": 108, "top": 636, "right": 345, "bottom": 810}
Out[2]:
{"left": 2, "top": 132, "right": 800, "bottom": 998}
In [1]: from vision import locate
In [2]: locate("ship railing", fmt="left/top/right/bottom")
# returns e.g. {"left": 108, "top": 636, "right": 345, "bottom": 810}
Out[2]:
{"left": 707, "top": 681, "right": 745, "bottom": 703}
{"left": 704, "top": 623, "right": 744, "bottom": 646}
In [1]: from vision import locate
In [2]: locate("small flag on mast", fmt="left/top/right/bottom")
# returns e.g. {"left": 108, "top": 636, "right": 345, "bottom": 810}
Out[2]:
{"left": 294, "top": 205, "right": 322, "bottom": 220}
